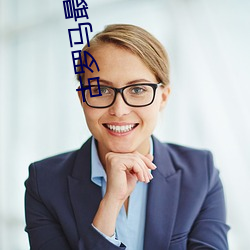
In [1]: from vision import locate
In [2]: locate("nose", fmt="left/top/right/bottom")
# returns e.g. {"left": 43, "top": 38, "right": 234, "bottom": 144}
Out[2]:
{"left": 108, "top": 92, "right": 131, "bottom": 117}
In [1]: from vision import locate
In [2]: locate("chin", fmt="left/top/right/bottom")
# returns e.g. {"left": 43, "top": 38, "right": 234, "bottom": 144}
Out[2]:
{"left": 107, "top": 141, "right": 137, "bottom": 153}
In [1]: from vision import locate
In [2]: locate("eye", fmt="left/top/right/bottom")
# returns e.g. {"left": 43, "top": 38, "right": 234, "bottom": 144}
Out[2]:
{"left": 100, "top": 86, "right": 112, "bottom": 95}
{"left": 130, "top": 86, "right": 147, "bottom": 95}
{"left": 90, "top": 86, "right": 109, "bottom": 95}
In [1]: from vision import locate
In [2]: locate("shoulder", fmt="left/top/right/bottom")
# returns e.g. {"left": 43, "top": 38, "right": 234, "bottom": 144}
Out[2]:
{"left": 153, "top": 137, "right": 222, "bottom": 204}
{"left": 29, "top": 137, "right": 92, "bottom": 176}
{"left": 30, "top": 150, "right": 78, "bottom": 176}
{"left": 167, "top": 142, "right": 213, "bottom": 164}
{"left": 26, "top": 150, "right": 79, "bottom": 199}
{"left": 25, "top": 138, "right": 93, "bottom": 207}
{"left": 26, "top": 138, "right": 92, "bottom": 192}
{"left": 152, "top": 136, "right": 216, "bottom": 183}
{"left": 153, "top": 136, "right": 213, "bottom": 165}
{"left": 167, "top": 142, "right": 215, "bottom": 179}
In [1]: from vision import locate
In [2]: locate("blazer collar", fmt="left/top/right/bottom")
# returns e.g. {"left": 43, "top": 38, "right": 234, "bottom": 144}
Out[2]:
{"left": 68, "top": 137, "right": 102, "bottom": 236}
{"left": 143, "top": 136, "right": 181, "bottom": 250}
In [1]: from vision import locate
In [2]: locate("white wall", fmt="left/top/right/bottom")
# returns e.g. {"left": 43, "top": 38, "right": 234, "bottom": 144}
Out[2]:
{"left": 0, "top": 0, "right": 249, "bottom": 249}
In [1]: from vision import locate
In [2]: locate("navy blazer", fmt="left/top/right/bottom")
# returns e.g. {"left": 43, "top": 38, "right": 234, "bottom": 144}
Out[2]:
{"left": 25, "top": 136, "right": 229, "bottom": 249}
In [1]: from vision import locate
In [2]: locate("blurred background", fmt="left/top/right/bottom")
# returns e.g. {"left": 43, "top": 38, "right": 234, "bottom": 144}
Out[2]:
{"left": 0, "top": 0, "right": 250, "bottom": 249}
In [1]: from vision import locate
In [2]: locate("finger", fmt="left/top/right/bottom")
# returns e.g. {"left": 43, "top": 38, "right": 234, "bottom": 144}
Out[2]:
{"left": 127, "top": 163, "right": 145, "bottom": 182}
{"left": 145, "top": 169, "right": 153, "bottom": 182}
{"left": 133, "top": 161, "right": 150, "bottom": 183}
{"left": 136, "top": 158, "right": 152, "bottom": 183}
{"left": 135, "top": 155, "right": 155, "bottom": 182}
{"left": 145, "top": 154, "right": 153, "bottom": 161}
{"left": 139, "top": 154, "right": 157, "bottom": 170}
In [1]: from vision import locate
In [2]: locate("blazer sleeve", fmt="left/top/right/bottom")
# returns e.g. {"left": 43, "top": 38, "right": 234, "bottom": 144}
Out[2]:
{"left": 187, "top": 151, "right": 230, "bottom": 249}
{"left": 25, "top": 163, "right": 125, "bottom": 250}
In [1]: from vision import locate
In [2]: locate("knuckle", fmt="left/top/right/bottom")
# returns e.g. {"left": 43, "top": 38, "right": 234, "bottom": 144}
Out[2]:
{"left": 105, "top": 152, "right": 115, "bottom": 161}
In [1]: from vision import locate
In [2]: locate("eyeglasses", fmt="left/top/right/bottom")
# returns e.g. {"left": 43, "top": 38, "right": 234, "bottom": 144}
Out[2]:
{"left": 83, "top": 83, "right": 163, "bottom": 108}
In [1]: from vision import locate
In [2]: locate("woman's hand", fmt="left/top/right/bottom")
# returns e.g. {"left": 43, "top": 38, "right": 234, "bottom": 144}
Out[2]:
{"left": 92, "top": 152, "right": 156, "bottom": 237}
{"left": 104, "top": 152, "right": 156, "bottom": 202}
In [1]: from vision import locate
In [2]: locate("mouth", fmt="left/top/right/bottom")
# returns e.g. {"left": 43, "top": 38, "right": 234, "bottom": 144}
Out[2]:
{"left": 103, "top": 123, "right": 139, "bottom": 133}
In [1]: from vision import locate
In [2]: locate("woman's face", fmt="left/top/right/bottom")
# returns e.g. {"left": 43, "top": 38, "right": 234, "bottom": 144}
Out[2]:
{"left": 78, "top": 44, "right": 170, "bottom": 160}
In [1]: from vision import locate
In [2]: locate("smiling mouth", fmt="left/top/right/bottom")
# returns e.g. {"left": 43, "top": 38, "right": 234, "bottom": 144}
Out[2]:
{"left": 103, "top": 123, "right": 139, "bottom": 133}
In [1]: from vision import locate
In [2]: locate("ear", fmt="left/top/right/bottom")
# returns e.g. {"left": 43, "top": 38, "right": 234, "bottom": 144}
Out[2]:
{"left": 159, "top": 86, "right": 171, "bottom": 111}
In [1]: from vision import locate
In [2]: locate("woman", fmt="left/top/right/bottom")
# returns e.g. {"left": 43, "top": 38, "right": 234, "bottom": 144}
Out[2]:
{"left": 25, "top": 24, "right": 229, "bottom": 249}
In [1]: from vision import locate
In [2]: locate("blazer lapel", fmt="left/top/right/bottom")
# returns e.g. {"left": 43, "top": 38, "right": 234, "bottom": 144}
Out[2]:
{"left": 68, "top": 137, "right": 102, "bottom": 236}
{"left": 144, "top": 137, "right": 182, "bottom": 250}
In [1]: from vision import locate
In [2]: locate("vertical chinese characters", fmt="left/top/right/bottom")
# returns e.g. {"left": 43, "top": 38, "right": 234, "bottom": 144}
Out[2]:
{"left": 62, "top": 0, "right": 102, "bottom": 101}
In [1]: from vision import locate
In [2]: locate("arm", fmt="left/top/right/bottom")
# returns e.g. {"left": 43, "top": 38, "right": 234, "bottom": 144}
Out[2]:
{"left": 25, "top": 153, "right": 155, "bottom": 250}
{"left": 25, "top": 164, "right": 124, "bottom": 250}
{"left": 187, "top": 152, "right": 230, "bottom": 249}
{"left": 92, "top": 152, "right": 155, "bottom": 238}
{"left": 25, "top": 164, "right": 72, "bottom": 250}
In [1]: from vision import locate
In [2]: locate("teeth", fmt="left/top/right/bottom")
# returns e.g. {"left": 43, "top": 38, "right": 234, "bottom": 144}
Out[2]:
{"left": 107, "top": 124, "right": 136, "bottom": 133}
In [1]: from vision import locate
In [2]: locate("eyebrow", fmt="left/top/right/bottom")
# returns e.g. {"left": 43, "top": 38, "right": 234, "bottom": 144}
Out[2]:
{"left": 89, "top": 78, "right": 153, "bottom": 85}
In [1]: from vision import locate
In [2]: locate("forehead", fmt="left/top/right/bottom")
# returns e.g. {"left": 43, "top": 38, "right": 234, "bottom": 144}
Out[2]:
{"left": 85, "top": 44, "right": 157, "bottom": 85}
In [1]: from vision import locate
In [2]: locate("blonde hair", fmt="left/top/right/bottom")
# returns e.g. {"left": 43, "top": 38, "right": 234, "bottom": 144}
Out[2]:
{"left": 76, "top": 24, "right": 170, "bottom": 86}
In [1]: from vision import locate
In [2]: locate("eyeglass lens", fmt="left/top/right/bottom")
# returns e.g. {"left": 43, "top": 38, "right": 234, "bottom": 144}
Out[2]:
{"left": 85, "top": 84, "right": 156, "bottom": 107}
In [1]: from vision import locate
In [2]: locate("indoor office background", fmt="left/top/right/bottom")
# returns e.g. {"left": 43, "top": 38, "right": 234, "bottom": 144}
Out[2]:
{"left": 0, "top": 0, "right": 249, "bottom": 249}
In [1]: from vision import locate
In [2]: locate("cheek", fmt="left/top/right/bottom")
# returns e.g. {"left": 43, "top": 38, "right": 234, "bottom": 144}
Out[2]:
{"left": 138, "top": 104, "right": 161, "bottom": 124}
{"left": 146, "top": 98, "right": 162, "bottom": 114}
{"left": 83, "top": 106, "right": 99, "bottom": 125}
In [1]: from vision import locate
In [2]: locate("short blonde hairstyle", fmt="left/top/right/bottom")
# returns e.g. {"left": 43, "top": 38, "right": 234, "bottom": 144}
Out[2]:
{"left": 76, "top": 24, "right": 170, "bottom": 86}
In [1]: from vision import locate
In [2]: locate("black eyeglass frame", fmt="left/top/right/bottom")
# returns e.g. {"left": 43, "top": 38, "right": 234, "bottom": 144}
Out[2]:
{"left": 84, "top": 83, "right": 164, "bottom": 108}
